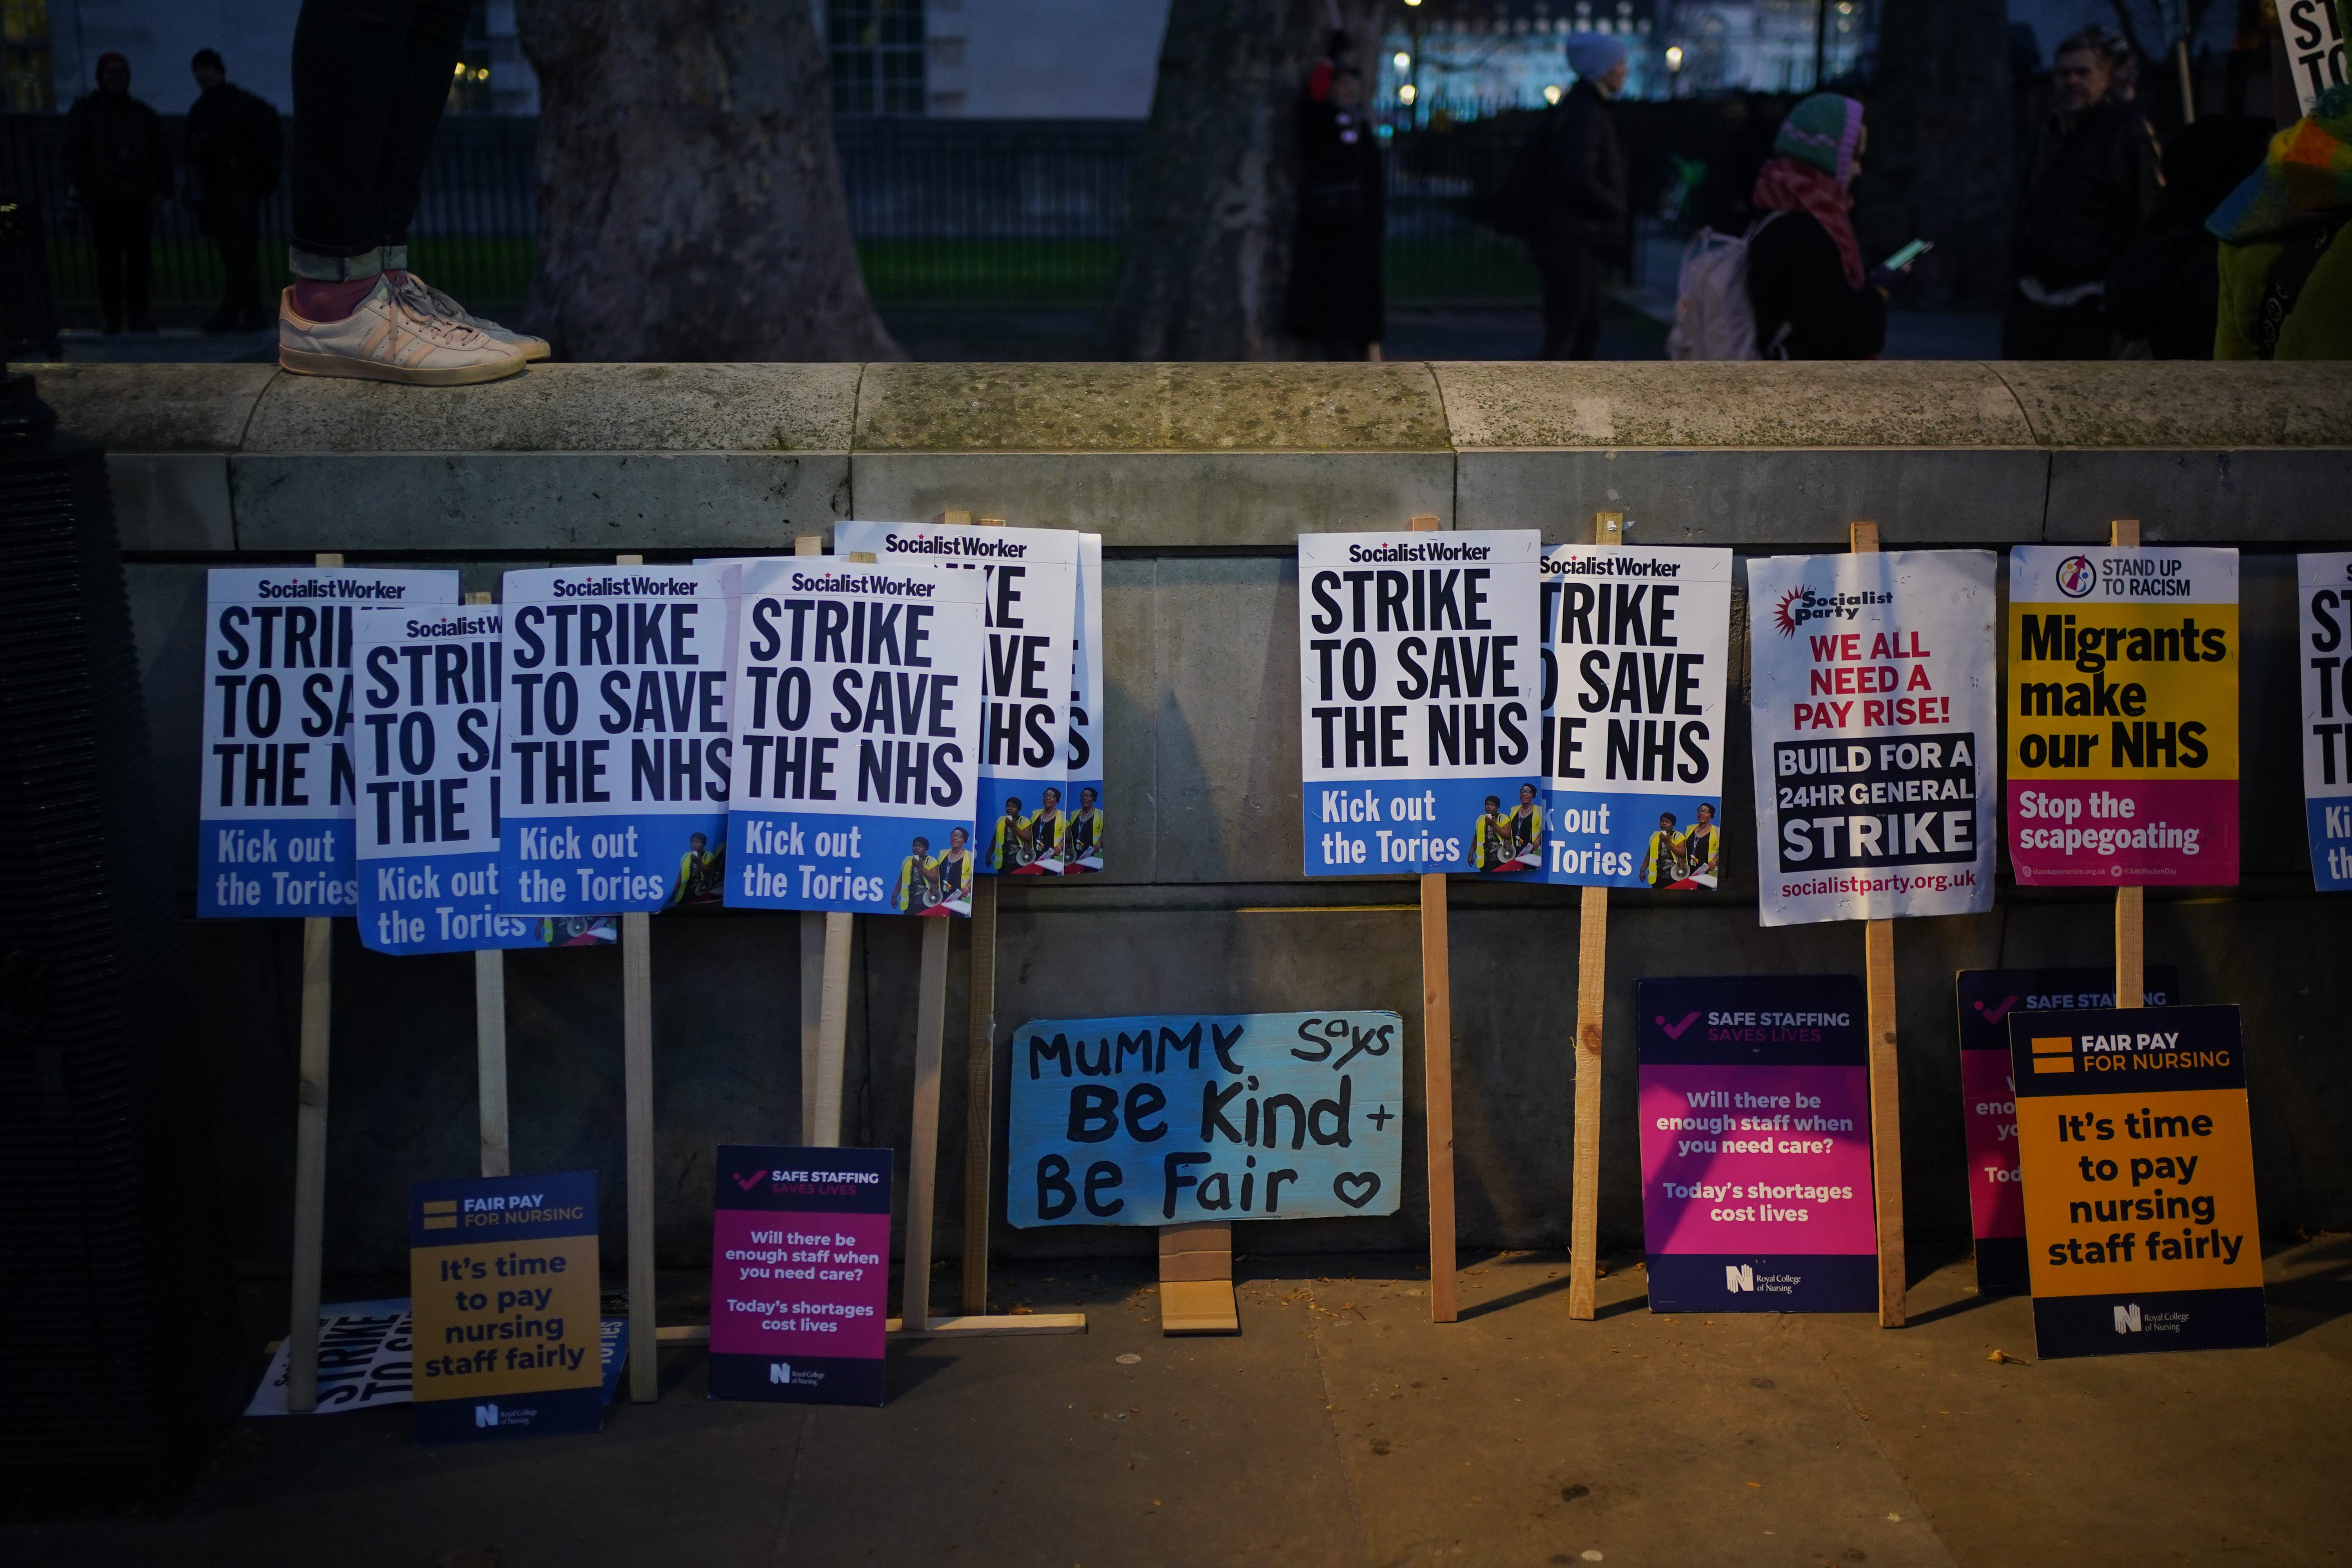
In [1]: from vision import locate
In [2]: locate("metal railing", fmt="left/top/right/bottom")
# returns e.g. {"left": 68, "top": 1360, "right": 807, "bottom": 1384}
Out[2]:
{"left": 2, "top": 113, "right": 1556, "bottom": 329}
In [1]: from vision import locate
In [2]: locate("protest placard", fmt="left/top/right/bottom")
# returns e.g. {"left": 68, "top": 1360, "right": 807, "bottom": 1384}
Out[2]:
{"left": 495, "top": 565, "right": 736, "bottom": 916}
{"left": 200, "top": 567, "right": 460, "bottom": 918}
{"left": 1005, "top": 1011, "right": 1406, "bottom": 1226}
{"left": 1637, "top": 976, "right": 1877, "bottom": 1312}
{"left": 1953, "top": 967, "right": 2180, "bottom": 1296}
{"left": 348, "top": 603, "right": 544, "bottom": 956}
{"left": 1540, "top": 544, "right": 1733, "bottom": 889}
{"left": 1298, "top": 531, "right": 1543, "bottom": 877}
{"left": 248, "top": 1300, "right": 627, "bottom": 1414}
{"left": 2283, "top": 0, "right": 2347, "bottom": 114}
{"left": 2009, "top": 1005, "right": 2265, "bottom": 1357}
{"left": 2007, "top": 547, "right": 2238, "bottom": 888}
{"left": 408, "top": 1170, "right": 603, "bottom": 1443}
{"left": 1064, "top": 532, "right": 1106, "bottom": 873}
{"left": 723, "top": 559, "right": 983, "bottom": 916}
{"left": 1746, "top": 551, "right": 1998, "bottom": 925}
{"left": 835, "top": 522, "right": 1076, "bottom": 875}
{"left": 2297, "top": 554, "right": 2352, "bottom": 890}
{"left": 708, "top": 1145, "right": 891, "bottom": 1406}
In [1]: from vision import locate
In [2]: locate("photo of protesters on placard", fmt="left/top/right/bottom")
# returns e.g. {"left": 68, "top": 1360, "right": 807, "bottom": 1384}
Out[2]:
{"left": 1643, "top": 812, "right": 1685, "bottom": 889}
{"left": 1062, "top": 786, "right": 1105, "bottom": 873}
{"left": 930, "top": 826, "right": 975, "bottom": 916}
{"left": 897, "top": 836, "right": 938, "bottom": 914}
{"left": 1678, "top": 802, "right": 1722, "bottom": 889}
{"left": 1472, "top": 795, "right": 1510, "bottom": 871}
{"left": 1506, "top": 782, "right": 1546, "bottom": 869}
{"left": 1471, "top": 784, "right": 1546, "bottom": 874}
{"left": 989, "top": 796, "right": 1031, "bottom": 873}
{"left": 667, "top": 831, "right": 727, "bottom": 908}
{"left": 535, "top": 915, "right": 619, "bottom": 947}
{"left": 1020, "top": 787, "right": 1067, "bottom": 875}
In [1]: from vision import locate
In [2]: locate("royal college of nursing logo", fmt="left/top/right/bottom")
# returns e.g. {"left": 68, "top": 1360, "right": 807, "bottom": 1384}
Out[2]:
{"left": 2055, "top": 555, "right": 2098, "bottom": 598}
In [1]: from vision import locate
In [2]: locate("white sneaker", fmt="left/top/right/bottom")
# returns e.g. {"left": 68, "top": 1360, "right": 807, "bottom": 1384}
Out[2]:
{"left": 278, "top": 280, "right": 528, "bottom": 386}
{"left": 391, "top": 270, "right": 552, "bottom": 362}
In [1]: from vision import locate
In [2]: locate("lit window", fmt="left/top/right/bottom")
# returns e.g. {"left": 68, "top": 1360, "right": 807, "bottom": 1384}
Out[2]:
{"left": 1, "top": 0, "right": 53, "bottom": 112}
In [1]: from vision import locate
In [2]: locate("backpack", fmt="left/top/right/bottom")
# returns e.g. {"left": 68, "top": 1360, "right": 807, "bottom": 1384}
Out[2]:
{"left": 1666, "top": 213, "right": 1783, "bottom": 361}
{"left": 1486, "top": 108, "right": 1558, "bottom": 241}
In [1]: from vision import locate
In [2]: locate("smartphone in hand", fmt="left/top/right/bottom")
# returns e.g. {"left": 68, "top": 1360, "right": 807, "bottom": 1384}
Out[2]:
{"left": 1882, "top": 238, "right": 1933, "bottom": 272}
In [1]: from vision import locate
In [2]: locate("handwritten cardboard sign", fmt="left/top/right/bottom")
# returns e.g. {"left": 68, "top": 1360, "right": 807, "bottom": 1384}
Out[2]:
{"left": 1006, "top": 1011, "right": 1405, "bottom": 1227}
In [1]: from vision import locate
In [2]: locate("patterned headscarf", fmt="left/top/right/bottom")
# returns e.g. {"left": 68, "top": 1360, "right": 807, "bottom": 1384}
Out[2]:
{"left": 2208, "top": 84, "right": 2352, "bottom": 244}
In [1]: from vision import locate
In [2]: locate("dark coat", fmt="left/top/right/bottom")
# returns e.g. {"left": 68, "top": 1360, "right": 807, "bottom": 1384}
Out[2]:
{"left": 2013, "top": 99, "right": 2162, "bottom": 289}
{"left": 1287, "top": 97, "right": 1386, "bottom": 351}
{"left": 62, "top": 88, "right": 173, "bottom": 205}
{"left": 185, "top": 82, "right": 282, "bottom": 208}
{"left": 1537, "top": 80, "right": 1627, "bottom": 251}
{"left": 1744, "top": 209, "right": 1885, "bottom": 360}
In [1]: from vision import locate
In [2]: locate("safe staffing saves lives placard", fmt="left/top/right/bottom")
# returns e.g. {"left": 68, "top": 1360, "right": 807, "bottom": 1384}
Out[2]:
{"left": 1637, "top": 976, "right": 1877, "bottom": 1312}
{"left": 2007, "top": 546, "right": 2238, "bottom": 887}
{"left": 2297, "top": 553, "right": 2352, "bottom": 890}
{"left": 1299, "top": 530, "right": 1543, "bottom": 877}
{"left": 2008, "top": 1006, "right": 2265, "bottom": 1357}
{"left": 1540, "top": 544, "right": 1733, "bottom": 889}
{"left": 1746, "top": 551, "right": 1998, "bottom": 926}
{"left": 708, "top": 1145, "right": 890, "bottom": 1407}
{"left": 724, "top": 559, "right": 983, "bottom": 916}
{"left": 200, "top": 567, "right": 459, "bottom": 918}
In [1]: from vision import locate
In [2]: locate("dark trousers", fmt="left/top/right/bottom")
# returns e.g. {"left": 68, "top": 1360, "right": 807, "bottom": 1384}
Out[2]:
{"left": 289, "top": 0, "right": 472, "bottom": 266}
{"left": 1535, "top": 235, "right": 1603, "bottom": 360}
{"left": 2001, "top": 288, "right": 2112, "bottom": 359}
{"left": 205, "top": 196, "right": 265, "bottom": 326}
{"left": 88, "top": 200, "right": 153, "bottom": 328}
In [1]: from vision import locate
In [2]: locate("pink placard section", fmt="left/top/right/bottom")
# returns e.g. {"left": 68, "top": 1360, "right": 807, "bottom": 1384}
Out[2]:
{"left": 709, "top": 1209, "right": 890, "bottom": 1360}
{"left": 1637, "top": 1064, "right": 1878, "bottom": 1256}
{"left": 2007, "top": 778, "right": 2239, "bottom": 887}
{"left": 1959, "top": 1050, "right": 2024, "bottom": 1241}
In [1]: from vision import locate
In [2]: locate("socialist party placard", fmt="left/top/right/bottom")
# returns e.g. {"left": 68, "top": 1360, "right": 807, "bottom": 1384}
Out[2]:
{"left": 2297, "top": 554, "right": 2352, "bottom": 890}
{"left": 1005, "top": 1011, "right": 1406, "bottom": 1227}
{"left": 352, "top": 604, "right": 542, "bottom": 956}
{"left": 724, "top": 559, "right": 982, "bottom": 915}
{"left": 2007, "top": 547, "right": 2238, "bottom": 887}
{"left": 2009, "top": 1006, "right": 2265, "bottom": 1357}
{"left": 1540, "top": 545, "right": 1733, "bottom": 888}
{"left": 408, "top": 1169, "right": 603, "bottom": 1444}
{"left": 200, "top": 568, "right": 459, "bottom": 918}
{"left": 1063, "top": 532, "right": 1107, "bottom": 872}
{"left": 497, "top": 566, "right": 735, "bottom": 915}
{"left": 1637, "top": 976, "right": 1877, "bottom": 1312}
{"left": 708, "top": 1145, "right": 890, "bottom": 1407}
{"left": 1747, "top": 551, "right": 1997, "bottom": 925}
{"left": 1299, "top": 531, "right": 1543, "bottom": 877}
{"left": 835, "top": 522, "right": 1075, "bottom": 875}
{"left": 1953, "top": 965, "right": 2179, "bottom": 1297}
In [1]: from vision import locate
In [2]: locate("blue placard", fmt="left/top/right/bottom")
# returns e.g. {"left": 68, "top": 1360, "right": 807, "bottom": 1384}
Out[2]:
{"left": 1005, "top": 1011, "right": 1406, "bottom": 1227}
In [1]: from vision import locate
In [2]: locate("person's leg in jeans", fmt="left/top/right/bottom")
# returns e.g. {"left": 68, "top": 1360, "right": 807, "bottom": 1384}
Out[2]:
{"left": 371, "top": 0, "right": 471, "bottom": 273}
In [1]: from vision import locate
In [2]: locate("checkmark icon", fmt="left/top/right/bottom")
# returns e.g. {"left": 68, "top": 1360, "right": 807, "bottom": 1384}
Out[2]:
{"left": 1657, "top": 1011, "right": 1703, "bottom": 1040}
{"left": 1976, "top": 995, "right": 2020, "bottom": 1026}
{"left": 733, "top": 1170, "right": 767, "bottom": 1192}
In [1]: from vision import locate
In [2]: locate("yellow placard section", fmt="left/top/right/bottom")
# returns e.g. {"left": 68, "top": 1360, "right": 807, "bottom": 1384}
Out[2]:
{"left": 2014, "top": 1087, "right": 2262, "bottom": 1298}
{"left": 2007, "top": 603, "right": 2239, "bottom": 780}
{"left": 409, "top": 1235, "right": 601, "bottom": 1400}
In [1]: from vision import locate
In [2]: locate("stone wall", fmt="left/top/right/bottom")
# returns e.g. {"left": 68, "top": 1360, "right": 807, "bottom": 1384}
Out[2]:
{"left": 34, "top": 359, "right": 2352, "bottom": 1279}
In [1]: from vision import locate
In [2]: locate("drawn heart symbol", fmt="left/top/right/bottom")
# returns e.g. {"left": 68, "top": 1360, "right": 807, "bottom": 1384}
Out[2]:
{"left": 1333, "top": 1172, "right": 1381, "bottom": 1209}
{"left": 1656, "top": 1011, "right": 1703, "bottom": 1040}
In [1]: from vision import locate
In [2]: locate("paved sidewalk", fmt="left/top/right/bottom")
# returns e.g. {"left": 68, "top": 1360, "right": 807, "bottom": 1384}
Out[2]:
{"left": 9, "top": 1242, "right": 2348, "bottom": 1568}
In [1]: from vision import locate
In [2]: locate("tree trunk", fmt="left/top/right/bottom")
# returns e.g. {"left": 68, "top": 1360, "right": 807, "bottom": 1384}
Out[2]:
{"left": 1860, "top": 0, "right": 2016, "bottom": 309}
{"left": 515, "top": 0, "right": 899, "bottom": 362}
{"left": 1100, "top": 0, "right": 1386, "bottom": 360}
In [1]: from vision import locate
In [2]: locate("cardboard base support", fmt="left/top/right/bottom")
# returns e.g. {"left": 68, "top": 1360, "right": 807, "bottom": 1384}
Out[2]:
{"left": 1160, "top": 1221, "right": 1238, "bottom": 1334}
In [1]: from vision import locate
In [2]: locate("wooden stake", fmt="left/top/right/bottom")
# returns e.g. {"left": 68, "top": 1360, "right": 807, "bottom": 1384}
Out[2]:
{"left": 1568, "top": 512, "right": 1623, "bottom": 1321}
{"left": 901, "top": 918, "right": 951, "bottom": 1332}
{"left": 961, "top": 874, "right": 998, "bottom": 1314}
{"left": 606, "top": 554, "right": 661, "bottom": 1401}
{"left": 286, "top": 549, "right": 342, "bottom": 1415}
{"left": 475, "top": 951, "right": 509, "bottom": 1179}
{"left": 1847, "top": 520, "right": 1906, "bottom": 1328}
{"left": 2110, "top": 519, "right": 2146, "bottom": 1010}
{"left": 813, "top": 912, "right": 852, "bottom": 1146}
{"left": 1405, "top": 513, "right": 1459, "bottom": 1322}
{"left": 794, "top": 533, "right": 827, "bottom": 1143}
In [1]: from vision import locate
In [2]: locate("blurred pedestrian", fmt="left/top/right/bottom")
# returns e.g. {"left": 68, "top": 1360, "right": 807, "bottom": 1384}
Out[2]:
{"left": 2003, "top": 27, "right": 2161, "bottom": 359}
{"left": 1529, "top": 33, "right": 1629, "bottom": 359}
{"left": 2210, "top": 87, "right": 2352, "bottom": 360}
{"left": 2105, "top": 116, "right": 2274, "bottom": 359}
{"left": 278, "top": 0, "right": 539, "bottom": 383}
{"left": 1742, "top": 93, "right": 1886, "bottom": 359}
{"left": 62, "top": 52, "right": 172, "bottom": 334}
{"left": 185, "top": 49, "right": 281, "bottom": 334}
{"left": 1287, "top": 49, "right": 1385, "bottom": 361}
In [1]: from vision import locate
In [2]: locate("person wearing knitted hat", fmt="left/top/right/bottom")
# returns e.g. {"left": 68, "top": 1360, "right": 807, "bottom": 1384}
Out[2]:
{"left": 1741, "top": 93, "right": 1887, "bottom": 359}
{"left": 2209, "top": 82, "right": 2352, "bottom": 359}
{"left": 1522, "top": 32, "right": 1630, "bottom": 358}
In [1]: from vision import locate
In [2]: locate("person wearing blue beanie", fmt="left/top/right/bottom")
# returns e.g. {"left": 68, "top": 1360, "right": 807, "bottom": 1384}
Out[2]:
{"left": 1565, "top": 33, "right": 1629, "bottom": 87}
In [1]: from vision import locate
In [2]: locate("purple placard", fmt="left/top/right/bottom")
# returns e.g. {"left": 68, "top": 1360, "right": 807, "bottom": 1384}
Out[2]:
{"left": 1636, "top": 975, "right": 1878, "bottom": 1313}
{"left": 707, "top": 1145, "right": 890, "bottom": 1407}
